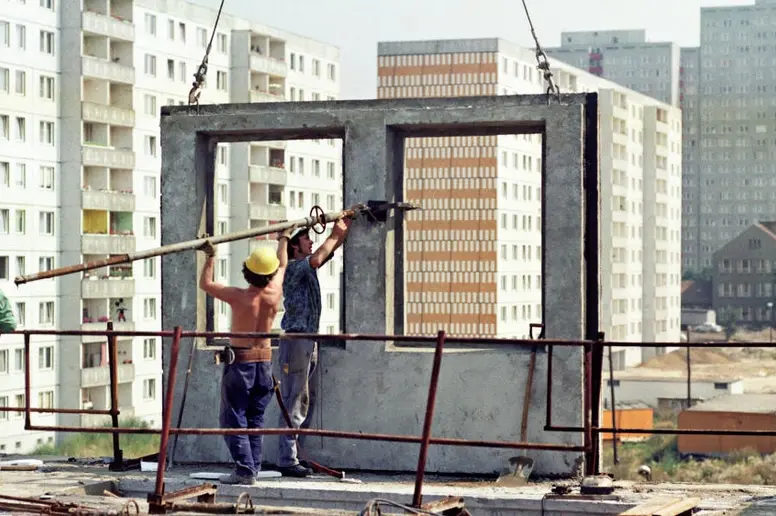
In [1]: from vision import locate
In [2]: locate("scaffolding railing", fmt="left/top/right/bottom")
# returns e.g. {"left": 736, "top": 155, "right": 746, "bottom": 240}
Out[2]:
{"left": 7, "top": 325, "right": 775, "bottom": 512}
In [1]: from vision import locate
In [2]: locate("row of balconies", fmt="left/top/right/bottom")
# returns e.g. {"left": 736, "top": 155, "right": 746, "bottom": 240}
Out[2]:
{"left": 81, "top": 362, "right": 135, "bottom": 389}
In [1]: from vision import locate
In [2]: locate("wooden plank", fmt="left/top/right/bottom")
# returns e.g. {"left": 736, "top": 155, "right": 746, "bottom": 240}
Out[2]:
{"left": 619, "top": 497, "right": 701, "bottom": 516}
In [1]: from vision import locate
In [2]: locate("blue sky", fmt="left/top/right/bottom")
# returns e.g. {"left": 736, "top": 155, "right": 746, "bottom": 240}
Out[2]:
{"left": 192, "top": 0, "right": 752, "bottom": 98}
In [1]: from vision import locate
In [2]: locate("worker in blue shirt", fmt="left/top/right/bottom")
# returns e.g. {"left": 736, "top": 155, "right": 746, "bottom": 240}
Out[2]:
{"left": 276, "top": 217, "right": 351, "bottom": 477}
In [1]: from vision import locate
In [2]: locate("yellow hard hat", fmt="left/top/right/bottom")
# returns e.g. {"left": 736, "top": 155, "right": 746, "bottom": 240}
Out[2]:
{"left": 244, "top": 247, "right": 279, "bottom": 276}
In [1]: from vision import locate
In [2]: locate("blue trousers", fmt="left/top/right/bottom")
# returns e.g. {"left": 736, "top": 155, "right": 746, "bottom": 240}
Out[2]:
{"left": 219, "top": 361, "right": 274, "bottom": 477}
{"left": 277, "top": 338, "right": 318, "bottom": 467}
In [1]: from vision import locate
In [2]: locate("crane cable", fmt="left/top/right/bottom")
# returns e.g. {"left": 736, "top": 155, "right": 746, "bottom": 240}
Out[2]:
{"left": 188, "top": 0, "right": 226, "bottom": 107}
{"left": 520, "top": 0, "right": 561, "bottom": 103}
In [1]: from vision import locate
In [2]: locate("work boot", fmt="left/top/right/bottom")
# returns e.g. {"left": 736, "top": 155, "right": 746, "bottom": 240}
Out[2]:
{"left": 277, "top": 463, "right": 312, "bottom": 478}
{"left": 220, "top": 472, "right": 257, "bottom": 486}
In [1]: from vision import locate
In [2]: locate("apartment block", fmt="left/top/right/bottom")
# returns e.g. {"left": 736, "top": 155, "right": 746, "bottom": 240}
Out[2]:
{"left": 378, "top": 38, "right": 682, "bottom": 369}
{"left": 0, "top": 0, "right": 340, "bottom": 453}
{"left": 545, "top": 30, "right": 681, "bottom": 107}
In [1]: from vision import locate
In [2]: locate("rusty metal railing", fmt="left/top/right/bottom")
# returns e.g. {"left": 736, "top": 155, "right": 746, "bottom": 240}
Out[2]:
{"left": 10, "top": 325, "right": 771, "bottom": 512}
{"left": 7, "top": 326, "right": 585, "bottom": 513}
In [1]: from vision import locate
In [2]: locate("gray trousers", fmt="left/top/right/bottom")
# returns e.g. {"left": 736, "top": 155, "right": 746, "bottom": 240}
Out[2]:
{"left": 276, "top": 338, "right": 318, "bottom": 467}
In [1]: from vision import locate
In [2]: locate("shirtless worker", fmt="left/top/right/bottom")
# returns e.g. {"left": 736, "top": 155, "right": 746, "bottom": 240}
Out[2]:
{"left": 198, "top": 229, "right": 291, "bottom": 486}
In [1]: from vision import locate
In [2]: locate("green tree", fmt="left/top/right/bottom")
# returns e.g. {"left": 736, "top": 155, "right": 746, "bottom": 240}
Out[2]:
{"left": 717, "top": 307, "right": 738, "bottom": 340}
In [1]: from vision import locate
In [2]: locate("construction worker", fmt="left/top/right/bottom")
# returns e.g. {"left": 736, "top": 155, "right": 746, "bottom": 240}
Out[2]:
{"left": 0, "top": 287, "right": 17, "bottom": 334}
{"left": 275, "top": 218, "right": 351, "bottom": 477}
{"left": 198, "top": 231, "right": 290, "bottom": 485}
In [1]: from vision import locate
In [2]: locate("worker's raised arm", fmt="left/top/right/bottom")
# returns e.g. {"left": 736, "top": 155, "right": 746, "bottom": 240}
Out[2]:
{"left": 198, "top": 240, "right": 241, "bottom": 303}
{"left": 273, "top": 228, "right": 292, "bottom": 286}
{"left": 309, "top": 218, "right": 351, "bottom": 270}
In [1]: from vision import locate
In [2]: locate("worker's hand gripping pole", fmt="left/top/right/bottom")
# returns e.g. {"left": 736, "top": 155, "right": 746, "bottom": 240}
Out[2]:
{"left": 14, "top": 201, "right": 420, "bottom": 286}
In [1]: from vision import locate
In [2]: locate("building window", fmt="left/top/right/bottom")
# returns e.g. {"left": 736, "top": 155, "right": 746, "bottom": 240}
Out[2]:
{"left": 14, "top": 70, "right": 25, "bottom": 95}
{"left": 14, "top": 394, "right": 24, "bottom": 419}
{"left": 178, "top": 61, "right": 186, "bottom": 83}
{"left": 217, "top": 258, "right": 227, "bottom": 279}
{"left": 39, "top": 30, "right": 54, "bottom": 55}
{"left": 144, "top": 94, "right": 157, "bottom": 116}
{"left": 216, "top": 71, "right": 227, "bottom": 91}
{"left": 39, "top": 75, "right": 54, "bottom": 99}
{"left": 217, "top": 220, "right": 227, "bottom": 235}
{"left": 217, "top": 146, "right": 227, "bottom": 165}
{"left": 37, "top": 391, "right": 53, "bottom": 410}
{"left": 37, "top": 346, "right": 53, "bottom": 370}
{"left": 217, "top": 183, "right": 228, "bottom": 204}
{"left": 14, "top": 117, "right": 25, "bottom": 141}
{"left": 289, "top": 53, "right": 296, "bottom": 70}
{"left": 143, "top": 217, "right": 157, "bottom": 238}
{"left": 145, "top": 13, "right": 156, "bottom": 35}
{"left": 327, "top": 293, "right": 335, "bottom": 309}
{"left": 0, "top": 397, "right": 6, "bottom": 421}
{"left": 143, "top": 258, "right": 156, "bottom": 278}
{"left": 38, "top": 256, "right": 53, "bottom": 273}
{"left": 0, "top": 351, "right": 8, "bottom": 374}
{"left": 143, "top": 378, "right": 156, "bottom": 400}
{"left": 39, "top": 211, "right": 54, "bottom": 235}
{"left": 144, "top": 54, "right": 156, "bottom": 76}
{"left": 0, "top": 256, "right": 7, "bottom": 279}
{"left": 14, "top": 348, "right": 24, "bottom": 371}
{"left": 14, "top": 163, "right": 25, "bottom": 187}
{"left": 326, "top": 162, "right": 335, "bottom": 179}
{"left": 167, "top": 19, "right": 174, "bottom": 40}
{"left": 0, "top": 22, "right": 9, "bottom": 48}
{"left": 145, "top": 135, "right": 157, "bottom": 156}
{"left": 0, "top": 115, "right": 7, "bottom": 139}
{"left": 39, "top": 166, "right": 54, "bottom": 189}
{"left": 327, "top": 63, "right": 336, "bottom": 81}
{"left": 143, "top": 298, "right": 157, "bottom": 320}
{"left": 39, "top": 121, "right": 54, "bottom": 145}
{"left": 40, "top": 0, "right": 54, "bottom": 9}
{"left": 15, "top": 256, "right": 25, "bottom": 276}
{"left": 312, "top": 59, "right": 320, "bottom": 77}
{"left": 0, "top": 67, "right": 8, "bottom": 92}
{"left": 0, "top": 209, "right": 8, "bottom": 233}
{"left": 38, "top": 301, "right": 54, "bottom": 325}
{"left": 143, "top": 338, "right": 156, "bottom": 360}
{"left": 217, "top": 33, "right": 227, "bottom": 53}
{"left": 15, "top": 302, "right": 25, "bottom": 327}
{"left": 196, "top": 27, "right": 207, "bottom": 47}
{"left": 143, "top": 176, "right": 157, "bottom": 197}
{"left": 15, "top": 209, "right": 25, "bottom": 233}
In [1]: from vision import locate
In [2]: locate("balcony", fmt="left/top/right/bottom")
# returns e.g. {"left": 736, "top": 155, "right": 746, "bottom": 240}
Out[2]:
{"left": 81, "top": 321, "right": 135, "bottom": 343}
{"left": 82, "top": 145, "right": 135, "bottom": 169}
{"left": 82, "top": 102, "right": 135, "bottom": 127}
{"left": 82, "top": 189, "right": 135, "bottom": 212}
{"left": 249, "top": 165, "right": 287, "bottom": 186}
{"left": 82, "top": 234, "right": 136, "bottom": 254}
{"left": 250, "top": 55, "right": 287, "bottom": 77}
{"left": 81, "top": 406, "right": 134, "bottom": 428}
{"left": 82, "top": 10, "right": 135, "bottom": 42}
{"left": 250, "top": 90, "right": 284, "bottom": 103}
{"left": 250, "top": 204, "right": 286, "bottom": 221}
{"left": 82, "top": 278, "right": 135, "bottom": 299}
{"left": 81, "top": 363, "right": 135, "bottom": 389}
{"left": 82, "top": 55, "right": 135, "bottom": 84}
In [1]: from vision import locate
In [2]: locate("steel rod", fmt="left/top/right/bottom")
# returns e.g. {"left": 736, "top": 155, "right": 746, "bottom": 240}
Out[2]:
{"left": 14, "top": 208, "right": 355, "bottom": 285}
{"left": 23, "top": 333, "right": 31, "bottom": 429}
{"left": 2, "top": 407, "right": 113, "bottom": 415}
{"left": 107, "top": 323, "right": 123, "bottom": 469}
{"left": 547, "top": 425, "right": 776, "bottom": 436}
{"left": 412, "top": 330, "right": 446, "bottom": 508}
{"left": 25, "top": 423, "right": 585, "bottom": 450}
{"left": 607, "top": 343, "right": 618, "bottom": 465}
{"left": 152, "top": 326, "right": 183, "bottom": 509}
{"left": 12, "top": 328, "right": 776, "bottom": 350}
{"left": 583, "top": 342, "right": 594, "bottom": 475}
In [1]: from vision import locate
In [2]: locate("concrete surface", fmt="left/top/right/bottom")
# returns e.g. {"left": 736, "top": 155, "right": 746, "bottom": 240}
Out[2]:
{"left": 0, "top": 460, "right": 769, "bottom": 515}
{"left": 159, "top": 95, "right": 595, "bottom": 477}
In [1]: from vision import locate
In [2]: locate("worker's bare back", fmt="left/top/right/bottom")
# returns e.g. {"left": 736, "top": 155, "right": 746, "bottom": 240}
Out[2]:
{"left": 229, "top": 284, "right": 282, "bottom": 349}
